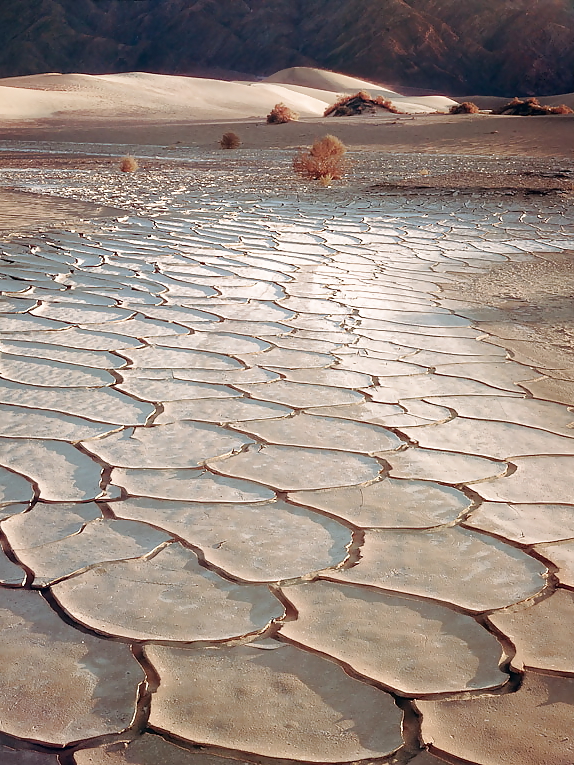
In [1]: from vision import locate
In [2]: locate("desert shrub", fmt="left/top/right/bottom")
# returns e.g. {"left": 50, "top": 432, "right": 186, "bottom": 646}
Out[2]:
{"left": 324, "top": 92, "right": 401, "bottom": 117}
{"left": 493, "top": 97, "right": 574, "bottom": 116}
{"left": 450, "top": 101, "right": 480, "bottom": 114}
{"left": 319, "top": 173, "right": 334, "bottom": 187}
{"left": 267, "top": 103, "right": 299, "bottom": 124}
{"left": 493, "top": 97, "right": 545, "bottom": 115}
{"left": 119, "top": 156, "right": 138, "bottom": 172}
{"left": 547, "top": 103, "right": 574, "bottom": 114}
{"left": 220, "top": 131, "right": 241, "bottom": 149}
{"left": 325, "top": 98, "right": 354, "bottom": 116}
{"left": 374, "top": 95, "right": 401, "bottom": 112}
{"left": 293, "top": 134, "right": 349, "bottom": 181}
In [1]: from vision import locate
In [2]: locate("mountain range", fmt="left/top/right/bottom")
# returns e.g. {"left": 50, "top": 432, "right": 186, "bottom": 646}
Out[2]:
{"left": 1, "top": 0, "right": 573, "bottom": 96}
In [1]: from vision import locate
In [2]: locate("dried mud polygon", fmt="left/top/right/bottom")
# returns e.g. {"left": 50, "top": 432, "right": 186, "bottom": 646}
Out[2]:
{"left": 1, "top": 174, "right": 573, "bottom": 764}
{"left": 146, "top": 643, "right": 404, "bottom": 761}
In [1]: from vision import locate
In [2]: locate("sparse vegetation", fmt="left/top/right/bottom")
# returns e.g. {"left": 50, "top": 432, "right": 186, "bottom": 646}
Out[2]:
{"left": 450, "top": 101, "right": 480, "bottom": 114}
{"left": 119, "top": 156, "right": 138, "bottom": 172}
{"left": 492, "top": 97, "right": 573, "bottom": 115}
{"left": 267, "top": 103, "right": 299, "bottom": 124}
{"left": 293, "top": 134, "right": 349, "bottom": 182}
{"left": 220, "top": 131, "right": 241, "bottom": 149}
{"left": 319, "top": 173, "right": 334, "bottom": 187}
{"left": 324, "top": 92, "right": 402, "bottom": 117}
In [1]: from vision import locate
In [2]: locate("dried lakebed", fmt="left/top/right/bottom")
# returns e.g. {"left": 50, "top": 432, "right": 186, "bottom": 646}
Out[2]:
{"left": 0, "top": 158, "right": 573, "bottom": 765}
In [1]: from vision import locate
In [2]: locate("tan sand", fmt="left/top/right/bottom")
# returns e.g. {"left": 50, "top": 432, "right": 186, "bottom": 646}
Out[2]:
{"left": 456, "top": 93, "right": 574, "bottom": 111}
{"left": 0, "top": 113, "right": 572, "bottom": 158}
{"left": 0, "top": 71, "right": 328, "bottom": 120}
{"left": 0, "top": 68, "right": 457, "bottom": 122}
{"left": 263, "top": 66, "right": 404, "bottom": 95}
{"left": 0, "top": 188, "right": 125, "bottom": 236}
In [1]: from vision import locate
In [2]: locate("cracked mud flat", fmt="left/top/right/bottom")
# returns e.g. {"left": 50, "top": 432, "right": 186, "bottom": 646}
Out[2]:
{"left": 0, "top": 149, "right": 573, "bottom": 765}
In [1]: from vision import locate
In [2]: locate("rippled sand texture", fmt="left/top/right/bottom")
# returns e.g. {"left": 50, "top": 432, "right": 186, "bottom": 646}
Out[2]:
{"left": 1, "top": 186, "right": 574, "bottom": 765}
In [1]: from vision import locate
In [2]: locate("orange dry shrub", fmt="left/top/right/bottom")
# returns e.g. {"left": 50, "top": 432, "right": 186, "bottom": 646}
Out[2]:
{"left": 319, "top": 173, "right": 334, "bottom": 187}
{"left": 220, "top": 131, "right": 241, "bottom": 148}
{"left": 550, "top": 104, "right": 574, "bottom": 113}
{"left": 493, "top": 97, "right": 574, "bottom": 115}
{"left": 374, "top": 95, "right": 401, "bottom": 112}
{"left": 450, "top": 101, "right": 480, "bottom": 114}
{"left": 267, "top": 103, "right": 299, "bottom": 123}
{"left": 324, "top": 91, "right": 401, "bottom": 116}
{"left": 119, "top": 156, "right": 138, "bottom": 172}
{"left": 293, "top": 134, "right": 349, "bottom": 181}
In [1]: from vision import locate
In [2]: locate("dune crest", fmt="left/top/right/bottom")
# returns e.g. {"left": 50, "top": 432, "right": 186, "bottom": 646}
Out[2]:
{"left": 262, "top": 66, "right": 402, "bottom": 97}
{"left": 0, "top": 68, "right": 458, "bottom": 121}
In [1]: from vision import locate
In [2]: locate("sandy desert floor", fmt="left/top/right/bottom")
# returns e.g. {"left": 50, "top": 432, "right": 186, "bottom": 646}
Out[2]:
{"left": 1, "top": 67, "right": 574, "bottom": 765}
{"left": 1, "top": 111, "right": 573, "bottom": 158}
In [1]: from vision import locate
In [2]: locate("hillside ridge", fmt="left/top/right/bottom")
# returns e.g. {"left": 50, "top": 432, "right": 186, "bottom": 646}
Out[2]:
{"left": 1, "top": 0, "right": 573, "bottom": 96}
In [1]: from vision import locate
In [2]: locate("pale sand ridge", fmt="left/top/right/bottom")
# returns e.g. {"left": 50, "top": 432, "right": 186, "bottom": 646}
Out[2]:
{"left": 0, "top": 67, "right": 459, "bottom": 121}
{"left": 263, "top": 66, "right": 404, "bottom": 96}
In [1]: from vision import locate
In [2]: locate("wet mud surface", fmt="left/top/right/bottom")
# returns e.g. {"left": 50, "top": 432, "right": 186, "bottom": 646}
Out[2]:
{"left": 0, "top": 147, "right": 573, "bottom": 764}
{"left": 441, "top": 251, "right": 574, "bottom": 405}
{"left": 0, "top": 188, "right": 126, "bottom": 236}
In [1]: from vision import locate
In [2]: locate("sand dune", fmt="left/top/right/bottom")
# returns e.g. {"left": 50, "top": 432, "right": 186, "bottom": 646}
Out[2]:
{"left": 3, "top": 66, "right": 569, "bottom": 125}
{"left": 0, "top": 71, "right": 326, "bottom": 120}
{"left": 457, "top": 93, "right": 574, "bottom": 110}
{"left": 0, "top": 67, "right": 458, "bottom": 122}
{"left": 263, "top": 67, "right": 458, "bottom": 113}
{"left": 0, "top": 84, "right": 93, "bottom": 119}
{"left": 263, "top": 66, "right": 402, "bottom": 97}
{"left": 540, "top": 92, "right": 574, "bottom": 108}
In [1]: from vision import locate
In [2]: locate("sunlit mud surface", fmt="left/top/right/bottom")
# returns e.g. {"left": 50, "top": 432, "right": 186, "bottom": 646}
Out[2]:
{"left": 0, "top": 149, "right": 574, "bottom": 764}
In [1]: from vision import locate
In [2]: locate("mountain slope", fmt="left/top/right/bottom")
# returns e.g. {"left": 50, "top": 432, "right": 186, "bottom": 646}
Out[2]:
{"left": 0, "top": 0, "right": 573, "bottom": 96}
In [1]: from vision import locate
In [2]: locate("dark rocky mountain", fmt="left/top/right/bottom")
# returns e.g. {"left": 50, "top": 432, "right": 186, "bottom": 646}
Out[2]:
{"left": 1, "top": 0, "right": 573, "bottom": 96}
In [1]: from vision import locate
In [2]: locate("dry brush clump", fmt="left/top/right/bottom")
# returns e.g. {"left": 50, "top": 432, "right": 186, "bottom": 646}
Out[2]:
{"left": 220, "top": 131, "right": 241, "bottom": 149}
{"left": 550, "top": 104, "right": 574, "bottom": 114}
{"left": 293, "top": 134, "right": 349, "bottom": 182}
{"left": 450, "top": 101, "right": 480, "bottom": 114}
{"left": 267, "top": 103, "right": 299, "bottom": 124}
{"left": 493, "top": 97, "right": 573, "bottom": 115}
{"left": 119, "top": 156, "right": 138, "bottom": 172}
{"left": 318, "top": 173, "right": 334, "bottom": 187}
{"left": 324, "top": 91, "right": 402, "bottom": 116}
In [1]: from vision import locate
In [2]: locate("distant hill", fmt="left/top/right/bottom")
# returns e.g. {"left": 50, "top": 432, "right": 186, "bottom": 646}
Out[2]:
{"left": 1, "top": 0, "right": 573, "bottom": 96}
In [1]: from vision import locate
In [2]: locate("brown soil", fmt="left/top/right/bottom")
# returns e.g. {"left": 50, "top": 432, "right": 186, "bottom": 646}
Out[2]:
{"left": 370, "top": 171, "right": 574, "bottom": 194}
{"left": 440, "top": 251, "right": 574, "bottom": 405}
{"left": 0, "top": 113, "right": 573, "bottom": 158}
{"left": 0, "top": 152, "right": 193, "bottom": 172}
{"left": 0, "top": 188, "right": 126, "bottom": 235}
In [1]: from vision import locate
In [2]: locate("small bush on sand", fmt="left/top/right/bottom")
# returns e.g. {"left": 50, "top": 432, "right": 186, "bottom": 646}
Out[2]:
{"left": 220, "top": 131, "right": 241, "bottom": 149}
{"left": 450, "top": 102, "right": 480, "bottom": 114}
{"left": 267, "top": 103, "right": 299, "bottom": 124}
{"left": 319, "top": 173, "right": 334, "bottom": 187}
{"left": 119, "top": 156, "right": 138, "bottom": 172}
{"left": 324, "top": 92, "right": 402, "bottom": 117}
{"left": 293, "top": 134, "right": 349, "bottom": 182}
{"left": 493, "top": 97, "right": 574, "bottom": 115}
{"left": 550, "top": 104, "right": 574, "bottom": 114}
{"left": 373, "top": 95, "right": 402, "bottom": 112}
